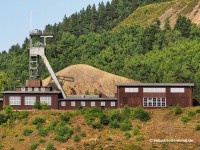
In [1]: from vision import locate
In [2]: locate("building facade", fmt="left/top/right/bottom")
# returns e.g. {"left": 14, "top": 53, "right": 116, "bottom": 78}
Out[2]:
{"left": 116, "top": 83, "right": 194, "bottom": 108}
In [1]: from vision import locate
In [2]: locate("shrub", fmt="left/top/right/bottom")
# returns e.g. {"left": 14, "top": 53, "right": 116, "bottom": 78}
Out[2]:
{"left": 100, "top": 114, "right": 109, "bottom": 125}
{"left": 133, "top": 125, "right": 140, "bottom": 135}
{"left": 41, "top": 103, "right": 50, "bottom": 110}
{"left": 38, "top": 128, "right": 48, "bottom": 137}
{"left": 31, "top": 116, "right": 45, "bottom": 125}
{"left": 54, "top": 135, "right": 69, "bottom": 143}
{"left": 59, "top": 112, "right": 73, "bottom": 122}
{"left": 38, "top": 138, "right": 46, "bottom": 143}
{"left": 19, "top": 138, "right": 25, "bottom": 141}
{"left": 0, "top": 113, "right": 8, "bottom": 125}
{"left": 109, "top": 119, "right": 120, "bottom": 129}
{"left": 136, "top": 136, "right": 145, "bottom": 141}
{"left": 132, "top": 106, "right": 150, "bottom": 121}
{"left": 175, "top": 105, "right": 182, "bottom": 114}
{"left": 181, "top": 115, "right": 191, "bottom": 123}
{"left": 23, "top": 128, "right": 33, "bottom": 136}
{"left": 188, "top": 111, "right": 196, "bottom": 118}
{"left": 123, "top": 105, "right": 131, "bottom": 118}
{"left": 47, "top": 121, "right": 57, "bottom": 131}
{"left": 196, "top": 109, "right": 200, "bottom": 113}
{"left": 46, "top": 142, "right": 56, "bottom": 150}
{"left": 73, "top": 134, "right": 80, "bottom": 142}
{"left": 120, "top": 120, "right": 132, "bottom": 131}
{"left": 110, "top": 111, "right": 123, "bottom": 122}
{"left": 124, "top": 132, "right": 131, "bottom": 140}
{"left": 106, "top": 136, "right": 112, "bottom": 141}
{"left": 33, "top": 100, "right": 42, "bottom": 110}
{"left": 75, "top": 126, "right": 81, "bottom": 132}
{"left": 195, "top": 124, "right": 200, "bottom": 130}
{"left": 92, "top": 121, "right": 103, "bottom": 129}
{"left": 20, "top": 111, "right": 29, "bottom": 119}
{"left": 3, "top": 105, "right": 13, "bottom": 114}
{"left": 30, "top": 142, "right": 38, "bottom": 150}
{"left": 80, "top": 131, "right": 86, "bottom": 137}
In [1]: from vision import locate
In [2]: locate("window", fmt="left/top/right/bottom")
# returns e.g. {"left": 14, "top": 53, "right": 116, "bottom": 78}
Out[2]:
{"left": 143, "top": 88, "right": 166, "bottom": 93}
{"left": 111, "top": 102, "right": 115, "bottom": 107}
{"left": 91, "top": 101, "right": 95, "bottom": 107}
{"left": 25, "top": 96, "right": 36, "bottom": 105}
{"left": 61, "top": 101, "right": 66, "bottom": 106}
{"left": 41, "top": 87, "right": 45, "bottom": 92}
{"left": 81, "top": 101, "right": 85, "bottom": 106}
{"left": 34, "top": 88, "right": 38, "bottom": 92}
{"left": 9, "top": 96, "right": 21, "bottom": 105}
{"left": 28, "top": 87, "right": 32, "bottom": 92}
{"left": 170, "top": 88, "right": 184, "bottom": 93}
{"left": 21, "top": 87, "right": 25, "bottom": 91}
{"left": 40, "top": 96, "right": 51, "bottom": 105}
{"left": 71, "top": 101, "right": 75, "bottom": 106}
{"left": 125, "top": 88, "right": 138, "bottom": 93}
{"left": 143, "top": 97, "right": 166, "bottom": 107}
{"left": 101, "top": 101, "right": 105, "bottom": 106}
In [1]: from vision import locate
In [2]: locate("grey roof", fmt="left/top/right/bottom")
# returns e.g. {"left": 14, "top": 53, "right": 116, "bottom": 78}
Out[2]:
{"left": 59, "top": 98, "right": 117, "bottom": 101}
{"left": 116, "top": 83, "right": 194, "bottom": 87}
{"left": 2, "top": 91, "right": 61, "bottom": 94}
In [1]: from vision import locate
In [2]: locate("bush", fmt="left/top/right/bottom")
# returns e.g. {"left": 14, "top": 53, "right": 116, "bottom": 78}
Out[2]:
{"left": 195, "top": 124, "right": 200, "bottom": 130}
{"left": 196, "top": 109, "right": 200, "bottom": 113}
{"left": 188, "top": 111, "right": 196, "bottom": 117}
{"left": 54, "top": 135, "right": 69, "bottom": 143}
{"left": 175, "top": 105, "right": 182, "bottom": 114}
{"left": 31, "top": 116, "right": 45, "bottom": 125}
{"left": 33, "top": 100, "right": 42, "bottom": 110}
{"left": 181, "top": 115, "right": 191, "bottom": 123}
{"left": 41, "top": 103, "right": 50, "bottom": 110}
{"left": 133, "top": 125, "right": 140, "bottom": 135}
{"left": 46, "top": 142, "right": 56, "bottom": 150}
{"left": 38, "top": 128, "right": 48, "bottom": 137}
{"left": 0, "top": 113, "right": 8, "bottom": 125}
{"left": 59, "top": 112, "right": 73, "bottom": 122}
{"left": 132, "top": 106, "right": 150, "bottom": 121}
{"left": 75, "top": 126, "right": 81, "bottom": 132}
{"left": 109, "top": 119, "right": 120, "bottom": 129}
{"left": 21, "top": 111, "right": 29, "bottom": 119}
{"left": 120, "top": 120, "right": 132, "bottom": 131}
{"left": 3, "top": 105, "right": 13, "bottom": 114}
{"left": 38, "top": 138, "right": 46, "bottom": 143}
{"left": 100, "top": 114, "right": 109, "bottom": 125}
{"left": 92, "top": 121, "right": 103, "bottom": 129}
{"left": 30, "top": 142, "right": 38, "bottom": 150}
{"left": 136, "top": 136, "right": 145, "bottom": 141}
{"left": 73, "top": 134, "right": 80, "bottom": 142}
{"left": 110, "top": 111, "right": 123, "bottom": 122}
{"left": 23, "top": 128, "right": 33, "bottom": 136}
{"left": 80, "top": 131, "right": 86, "bottom": 137}
{"left": 106, "top": 136, "right": 112, "bottom": 141}
{"left": 47, "top": 121, "right": 57, "bottom": 131}
{"left": 124, "top": 132, "right": 131, "bottom": 140}
{"left": 123, "top": 105, "right": 131, "bottom": 118}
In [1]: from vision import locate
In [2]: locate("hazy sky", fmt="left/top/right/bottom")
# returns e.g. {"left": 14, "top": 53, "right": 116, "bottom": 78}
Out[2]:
{"left": 0, "top": 0, "right": 111, "bottom": 52}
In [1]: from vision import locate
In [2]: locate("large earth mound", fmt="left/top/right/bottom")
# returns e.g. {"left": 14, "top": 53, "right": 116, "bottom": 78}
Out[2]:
{"left": 43, "top": 64, "right": 138, "bottom": 97}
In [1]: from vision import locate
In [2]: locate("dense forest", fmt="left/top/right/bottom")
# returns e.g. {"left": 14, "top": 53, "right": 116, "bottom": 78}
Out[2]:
{"left": 1, "top": 0, "right": 200, "bottom": 101}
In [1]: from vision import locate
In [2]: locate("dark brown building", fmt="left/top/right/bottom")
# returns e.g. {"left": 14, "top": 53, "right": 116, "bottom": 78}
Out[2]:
{"left": 0, "top": 98, "right": 3, "bottom": 110}
{"left": 116, "top": 83, "right": 194, "bottom": 108}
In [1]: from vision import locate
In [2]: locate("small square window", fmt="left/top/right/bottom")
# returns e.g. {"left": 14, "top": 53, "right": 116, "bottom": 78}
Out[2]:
{"left": 34, "top": 88, "right": 38, "bottom": 91}
{"left": 91, "top": 102, "right": 95, "bottom": 107}
{"left": 81, "top": 101, "right": 85, "bottom": 106}
{"left": 21, "top": 87, "right": 25, "bottom": 91}
{"left": 61, "top": 101, "right": 66, "bottom": 106}
{"left": 111, "top": 102, "right": 115, "bottom": 107}
{"left": 101, "top": 101, "right": 105, "bottom": 106}
{"left": 28, "top": 87, "right": 32, "bottom": 91}
{"left": 71, "top": 101, "right": 75, "bottom": 106}
{"left": 41, "top": 87, "right": 45, "bottom": 92}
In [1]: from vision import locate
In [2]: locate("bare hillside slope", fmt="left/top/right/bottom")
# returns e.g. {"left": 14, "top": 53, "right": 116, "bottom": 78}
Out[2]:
{"left": 43, "top": 64, "right": 138, "bottom": 97}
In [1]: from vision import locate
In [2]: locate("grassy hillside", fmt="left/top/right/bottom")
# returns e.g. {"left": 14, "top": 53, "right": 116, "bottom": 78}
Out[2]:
{"left": 0, "top": 106, "right": 200, "bottom": 149}
{"left": 115, "top": 0, "right": 199, "bottom": 29}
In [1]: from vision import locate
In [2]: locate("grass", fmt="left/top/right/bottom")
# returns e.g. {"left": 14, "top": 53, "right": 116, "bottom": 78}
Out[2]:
{"left": 0, "top": 107, "right": 199, "bottom": 149}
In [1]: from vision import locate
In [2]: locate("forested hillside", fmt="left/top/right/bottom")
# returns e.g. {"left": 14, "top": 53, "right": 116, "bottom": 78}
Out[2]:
{"left": 1, "top": 0, "right": 200, "bottom": 102}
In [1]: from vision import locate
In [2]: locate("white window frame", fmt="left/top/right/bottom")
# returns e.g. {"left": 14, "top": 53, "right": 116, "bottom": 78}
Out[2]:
{"left": 81, "top": 101, "right": 85, "bottom": 106}
{"left": 101, "top": 101, "right": 105, "bottom": 106}
{"left": 143, "top": 97, "right": 166, "bottom": 107}
{"left": 40, "top": 96, "right": 52, "bottom": 105}
{"left": 111, "top": 101, "right": 115, "bottom": 107}
{"left": 28, "top": 87, "right": 32, "bottom": 92}
{"left": 170, "top": 88, "right": 184, "bottom": 93}
{"left": 9, "top": 96, "right": 21, "bottom": 105}
{"left": 61, "top": 101, "right": 66, "bottom": 106}
{"left": 34, "top": 87, "right": 38, "bottom": 92}
{"left": 24, "top": 96, "right": 36, "bottom": 105}
{"left": 91, "top": 101, "right": 95, "bottom": 107}
{"left": 125, "top": 88, "right": 138, "bottom": 93}
{"left": 41, "top": 87, "right": 46, "bottom": 92}
{"left": 143, "top": 88, "right": 166, "bottom": 93}
{"left": 21, "top": 87, "right": 25, "bottom": 92}
{"left": 71, "top": 101, "right": 75, "bottom": 106}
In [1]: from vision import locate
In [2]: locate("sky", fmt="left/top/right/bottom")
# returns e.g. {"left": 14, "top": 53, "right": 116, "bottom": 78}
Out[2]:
{"left": 0, "top": 0, "right": 111, "bottom": 52}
